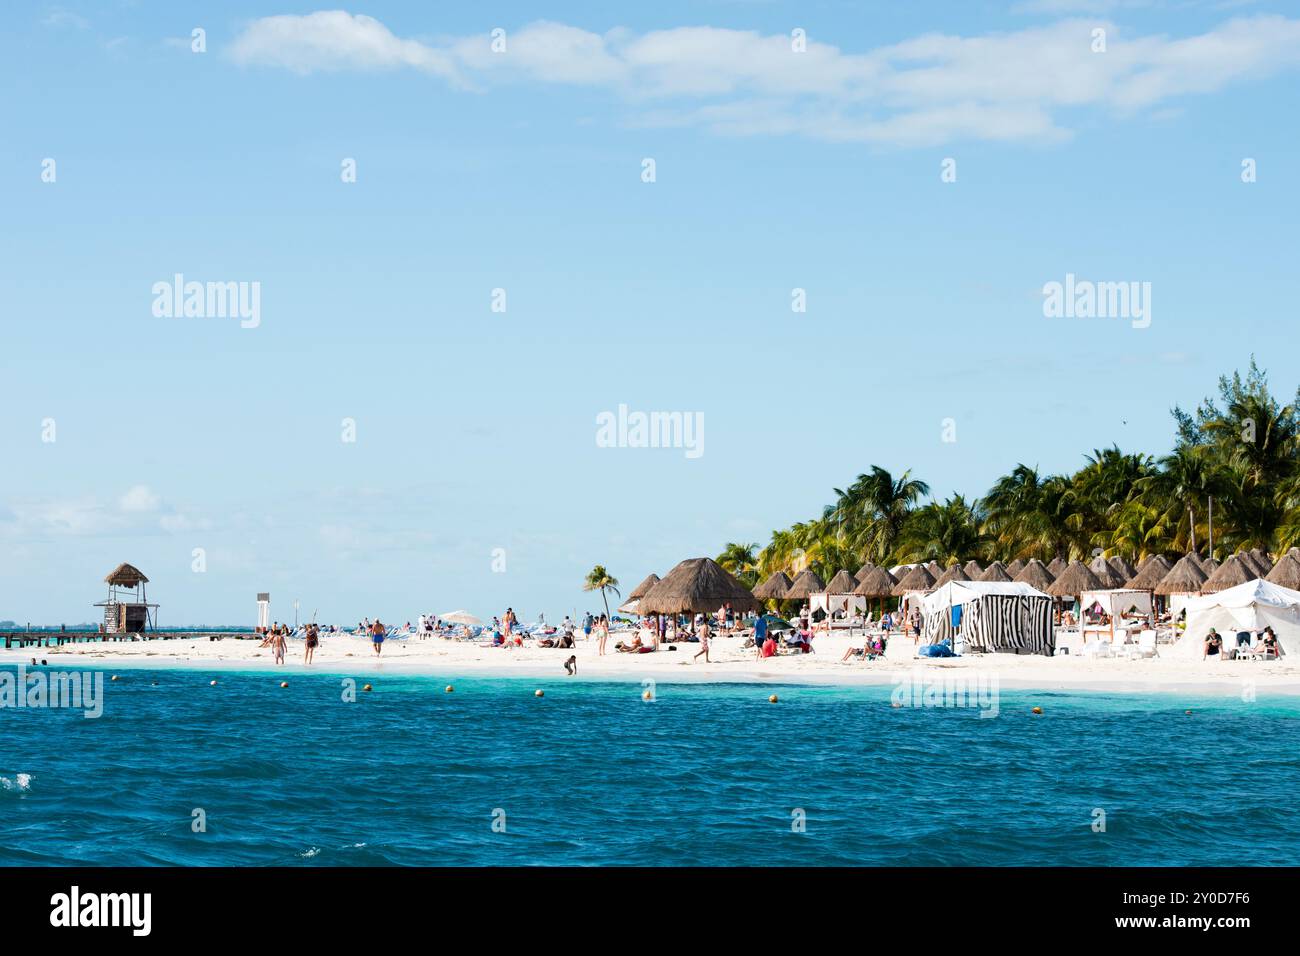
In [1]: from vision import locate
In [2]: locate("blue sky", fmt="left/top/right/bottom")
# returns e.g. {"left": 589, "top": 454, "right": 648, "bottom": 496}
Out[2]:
{"left": 2, "top": 1, "right": 1298, "bottom": 625}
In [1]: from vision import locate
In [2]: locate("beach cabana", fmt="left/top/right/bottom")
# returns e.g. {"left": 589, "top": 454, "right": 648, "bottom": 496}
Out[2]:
{"left": 813, "top": 570, "right": 866, "bottom": 621}
{"left": 637, "top": 558, "right": 760, "bottom": 617}
{"left": 1078, "top": 588, "right": 1154, "bottom": 643}
{"left": 1169, "top": 579, "right": 1300, "bottom": 658}
{"left": 920, "top": 581, "right": 1055, "bottom": 656}
{"left": 978, "top": 560, "right": 1013, "bottom": 583}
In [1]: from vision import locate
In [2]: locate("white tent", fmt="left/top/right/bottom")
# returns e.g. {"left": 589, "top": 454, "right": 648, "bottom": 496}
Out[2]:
{"left": 1169, "top": 579, "right": 1300, "bottom": 658}
{"left": 921, "top": 581, "right": 1055, "bottom": 655}
{"left": 810, "top": 592, "right": 867, "bottom": 618}
{"left": 1079, "top": 588, "right": 1154, "bottom": 643}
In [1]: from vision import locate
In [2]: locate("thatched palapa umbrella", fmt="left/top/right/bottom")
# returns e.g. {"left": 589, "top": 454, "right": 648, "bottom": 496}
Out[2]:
{"left": 978, "top": 560, "right": 1013, "bottom": 583}
{"left": 637, "top": 558, "right": 760, "bottom": 616}
{"left": 1265, "top": 552, "right": 1300, "bottom": 590}
{"left": 1014, "top": 558, "right": 1055, "bottom": 590}
{"left": 784, "top": 569, "right": 827, "bottom": 602}
{"left": 934, "top": 563, "right": 970, "bottom": 586}
{"left": 1154, "top": 554, "right": 1207, "bottom": 596}
{"left": 619, "top": 572, "right": 662, "bottom": 613}
{"left": 752, "top": 570, "right": 793, "bottom": 602}
{"left": 1047, "top": 560, "right": 1103, "bottom": 599}
{"left": 1047, "top": 556, "right": 1068, "bottom": 577}
{"left": 1201, "top": 554, "right": 1255, "bottom": 594}
{"left": 962, "top": 559, "right": 984, "bottom": 578}
{"left": 891, "top": 564, "right": 935, "bottom": 597}
{"left": 824, "top": 570, "right": 859, "bottom": 595}
{"left": 1236, "top": 550, "right": 1268, "bottom": 579}
{"left": 1005, "top": 558, "right": 1026, "bottom": 576}
{"left": 1126, "top": 554, "right": 1171, "bottom": 590}
{"left": 1089, "top": 554, "right": 1126, "bottom": 589}
{"left": 1109, "top": 556, "right": 1136, "bottom": 582}
{"left": 853, "top": 565, "right": 896, "bottom": 618}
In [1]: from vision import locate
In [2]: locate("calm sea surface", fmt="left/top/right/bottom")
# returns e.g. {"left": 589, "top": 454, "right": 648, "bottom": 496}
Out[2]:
{"left": 2, "top": 665, "right": 1297, "bottom": 865}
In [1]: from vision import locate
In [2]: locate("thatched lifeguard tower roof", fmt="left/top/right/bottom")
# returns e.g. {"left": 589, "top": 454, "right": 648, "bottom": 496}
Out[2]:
{"left": 1014, "top": 558, "right": 1055, "bottom": 590}
{"left": 892, "top": 564, "right": 936, "bottom": 596}
{"left": 853, "top": 565, "right": 896, "bottom": 597}
{"left": 978, "top": 560, "right": 1013, "bottom": 583}
{"left": 785, "top": 569, "right": 827, "bottom": 600}
{"left": 824, "top": 570, "right": 859, "bottom": 594}
{"left": 627, "top": 573, "right": 661, "bottom": 601}
{"left": 1047, "top": 560, "right": 1103, "bottom": 598}
{"left": 104, "top": 563, "right": 148, "bottom": 587}
{"left": 637, "top": 558, "right": 759, "bottom": 614}
{"left": 752, "top": 571, "right": 793, "bottom": 601}
{"left": 1154, "top": 554, "right": 1208, "bottom": 595}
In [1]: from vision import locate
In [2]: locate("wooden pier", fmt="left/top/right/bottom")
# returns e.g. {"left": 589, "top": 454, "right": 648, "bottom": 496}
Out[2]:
{"left": 2, "top": 631, "right": 256, "bottom": 649}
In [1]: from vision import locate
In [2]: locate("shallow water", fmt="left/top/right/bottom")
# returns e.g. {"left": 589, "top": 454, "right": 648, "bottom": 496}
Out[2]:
{"left": 1, "top": 666, "right": 1297, "bottom": 865}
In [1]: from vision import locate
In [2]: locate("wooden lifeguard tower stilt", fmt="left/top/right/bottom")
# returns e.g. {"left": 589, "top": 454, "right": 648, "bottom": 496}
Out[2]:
{"left": 95, "top": 562, "right": 159, "bottom": 635}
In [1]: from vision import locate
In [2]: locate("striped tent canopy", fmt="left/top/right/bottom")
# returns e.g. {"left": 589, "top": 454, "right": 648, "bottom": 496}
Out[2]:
{"left": 1014, "top": 558, "right": 1055, "bottom": 590}
{"left": 978, "top": 560, "right": 1013, "bottom": 583}
{"left": 1089, "top": 554, "right": 1126, "bottom": 589}
{"left": 785, "top": 569, "right": 827, "bottom": 600}
{"left": 892, "top": 564, "right": 936, "bottom": 596}
{"left": 920, "top": 582, "right": 1055, "bottom": 656}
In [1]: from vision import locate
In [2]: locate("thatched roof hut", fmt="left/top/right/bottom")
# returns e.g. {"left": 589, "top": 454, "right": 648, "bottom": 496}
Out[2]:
{"left": 637, "top": 557, "right": 760, "bottom": 614}
{"left": 1154, "top": 554, "right": 1208, "bottom": 595}
{"left": 1201, "top": 554, "right": 1256, "bottom": 594}
{"left": 1089, "top": 554, "right": 1126, "bottom": 589}
{"left": 104, "top": 562, "right": 149, "bottom": 587}
{"left": 627, "top": 573, "right": 661, "bottom": 601}
{"left": 785, "top": 569, "right": 827, "bottom": 601}
{"left": 934, "top": 563, "right": 970, "bottom": 586}
{"left": 1251, "top": 547, "right": 1273, "bottom": 573}
{"left": 1047, "top": 556, "right": 1067, "bottom": 576}
{"left": 925, "top": 560, "right": 943, "bottom": 578}
{"left": 978, "top": 560, "right": 1013, "bottom": 583}
{"left": 1047, "top": 560, "right": 1103, "bottom": 598}
{"left": 752, "top": 571, "right": 793, "bottom": 601}
{"left": 1005, "top": 559, "right": 1027, "bottom": 576}
{"left": 853, "top": 565, "right": 896, "bottom": 598}
{"left": 824, "top": 570, "right": 859, "bottom": 594}
{"left": 1126, "top": 554, "right": 1171, "bottom": 590}
{"left": 962, "top": 559, "right": 984, "bottom": 578}
{"left": 1236, "top": 550, "right": 1268, "bottom": 578}
{"left": 1014, "top": 558, "right": 1055, "bottom": 590}
{"left": 1265, "top": 552, "right": 1300, "bottom": 590}
{"left": 1108, "top": 556, "right": 1136, "bottom": 581}
{"left": 891, "top": 564, "right": 936, "bottom": 596}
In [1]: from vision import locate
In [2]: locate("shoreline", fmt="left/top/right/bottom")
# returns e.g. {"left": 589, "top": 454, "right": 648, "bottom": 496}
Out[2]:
{"left": 5, "top": 631, "right": 1300, "bottom": 696}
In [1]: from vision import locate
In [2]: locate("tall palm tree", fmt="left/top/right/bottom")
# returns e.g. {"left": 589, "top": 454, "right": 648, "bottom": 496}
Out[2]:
{"left": 582, "top": 565, "right": 620, "bottom": 621}
{"left": 898, "top": 495, "right": 989, "bottom": 565}
{"left": 833, "top": 466, "right": 930, "bottom": 565}
{"left": 1136, "top": 444, "right": 1219, "bottom": 554}
{"left": 715, "top": 542, "right": 759, "bottom": 587}
{"left": 981, "top": 465, "right": 1076, "bottom": 561}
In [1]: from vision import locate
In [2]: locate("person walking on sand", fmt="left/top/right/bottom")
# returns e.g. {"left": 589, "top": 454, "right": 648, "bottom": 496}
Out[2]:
{"left": 583, "top": 611, "right": 593, "bottom": 642}
{"left": 371, "top": 619, "right": 387, "bottom": 656}
{"left": 694, "top": 616, "right": 712, "bottom": 663}
{"left": 596, "top": 614, "right": 610, "bottom": 655}
{"left": 272, "top": 625, "right": 287, "bottom": 665}
{"left": 304, "top": 623, "right": 318, "bottom": 664}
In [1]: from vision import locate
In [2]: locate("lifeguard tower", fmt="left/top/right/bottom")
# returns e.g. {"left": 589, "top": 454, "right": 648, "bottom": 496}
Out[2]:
{"left": 95, "top": 562, "right": 159, "bottom": 635}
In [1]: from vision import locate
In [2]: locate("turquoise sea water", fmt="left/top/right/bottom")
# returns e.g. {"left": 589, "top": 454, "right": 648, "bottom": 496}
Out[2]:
{"left": 1, "top": 665, "right": 1297, "bottom": 866}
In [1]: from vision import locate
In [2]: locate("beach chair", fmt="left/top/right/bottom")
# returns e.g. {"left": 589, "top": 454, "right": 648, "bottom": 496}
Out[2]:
{"left": 1127, "top": 629, "right": 1158, "bottom": 659}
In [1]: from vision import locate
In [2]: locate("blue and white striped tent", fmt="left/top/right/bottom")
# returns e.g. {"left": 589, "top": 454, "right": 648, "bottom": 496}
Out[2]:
{"left": 921, "top": 580, "right": 1055, "bottom": 656}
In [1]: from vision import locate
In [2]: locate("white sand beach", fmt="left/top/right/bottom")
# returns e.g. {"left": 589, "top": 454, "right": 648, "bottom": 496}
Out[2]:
{"left": 8, "top": 629, "right": 1300, "bottom": 695}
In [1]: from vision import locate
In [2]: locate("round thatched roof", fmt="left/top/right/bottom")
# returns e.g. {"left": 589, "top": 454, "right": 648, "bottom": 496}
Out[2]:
{"left": 1126, "top": 554, "right": 1171, "bottom": 590}
{"left": 1005, "top": 559, "right": 1027, "bottom": 576}
{"left": 1201, "top": 554, "right": 1256, "bottom": 594}
{"left": 1014, "top": 558, "right": 1055, "bottom": 590}
{"left": 934, "top": 563, "right": 970, "bottom": 586}
{"left": 978, "top": 560, "right": 1013, "bottom": 583}
{"left": 962, "top": 559, "right": 984, "bottom": 577}
{"left": 752, "top": 570, "right": 793, "bottom": 600}
{"left": 784, "top": 569, "right": 827, "bottom": 600}
{"left": 925, "top": 560, "right": 943, "bottom": 577}
{"left": 853, "top": 565, "right": 896, "bottom": 597}
{"left": 1089, "top": 554, "right": 1126, "bottom": 589}
{"left": 1046, "top": 560, "right": 1103, "bottom": 597}
{"left": 1236, "top": 550, "right": 1268, "bottom": 578}
{"left": 104, "top": 562, "right": 148, "bottom": 587}
{"left": 824, "top": 570, "right": 859, "bottom": 594}
{"left": 637, "top": 557, "right": 760, "bottom": 614}
{"left": 1265, "top": 553, "right": 1300, "bottom": 590}
{"left": 1154, "top": 554, "right": 1208, "bottom": 595}
{"left": 891, "top": 564, "right": 936, "bottom": 596}
{"left": 1188, "top": 552, "right": 1210, "bottom": 574}
{"left": 1108, "top": 556, "right": 1136, "bottom": 581}
{"left": 1047, "top": 556, "right": 1067, "bottom": 576}
{"left": 1251, "top": 547, "right": 1273, "bottom": 573}
{"left": 627, "top": 573, "right": 661, "bottom": 601}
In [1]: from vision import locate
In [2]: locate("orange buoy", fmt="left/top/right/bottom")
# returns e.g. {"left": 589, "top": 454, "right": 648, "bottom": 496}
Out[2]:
{"left": 769, "top": 694, "right": 779, "bottom": 704}
{"left": 642, "top": 690, "right": 653, "bottom": 701}
{"left": 363, "top": 683, "right": 373, "bottom": 692}
{"left": 1031, "top": 706, "right": 1043, "bottom": 715}
{"left": 534, "top": 689, "right": 544, "bottom": 698}
{"left": 445, "top": 685, "right": 454, "bottom": 693}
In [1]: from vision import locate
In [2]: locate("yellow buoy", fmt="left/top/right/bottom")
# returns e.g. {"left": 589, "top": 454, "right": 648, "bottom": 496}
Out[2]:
{"left": 280, "top": 681, "right": 288, "bottom": 688}
{"left": 1031, "top": 706, "right": 1043, "bottom": 715}
{"left": 110, "top": 675, "right": 119, "bottom": 681}
{"left": 535, "top": 689, "right": 544, "bottom": 698}
{"left": 642, "top": 690, "right": 653, "bottom": 701}
{"left": 363, "top": 683, "right": 373, "bottom": 692}
{"left": 769, "top": 694, "right": 779, "bottom": 704}
{"left": 445, "top": 685, "right": 454, "bottom": 693}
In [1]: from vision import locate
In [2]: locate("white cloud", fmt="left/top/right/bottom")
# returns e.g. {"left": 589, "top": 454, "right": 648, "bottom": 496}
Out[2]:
{"left": 226, "top": 12, "right": 1300, "bottom": 146}
{"left": 119, "top": 484, "right": 161, "bottom": 513}
{"left": 41, "top": 10, "right": 90, "bottom": 31}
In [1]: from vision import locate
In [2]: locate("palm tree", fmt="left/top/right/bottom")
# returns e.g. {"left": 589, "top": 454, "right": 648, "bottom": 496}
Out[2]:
{"left": 716, "top": 542, "right": 759, "bottom": 587}
{"left": 898, "top": 495, "right": 989, "bottom": 565}
{"left": 582, "top": 565, "right": 620, "bottom": 621}
{"left": 981, "top": 465, "right": 1076, "bottom": 561}
{"left": 1136, "top": 444, "right": 1219, "bottom": 554}
{"left": 833, "top": 466, "right": 930, "bottom": 564}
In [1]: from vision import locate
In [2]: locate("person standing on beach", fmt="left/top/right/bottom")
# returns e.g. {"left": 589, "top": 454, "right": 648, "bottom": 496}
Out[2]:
{"left": 304, "top": 623, "right": 318, "bottom": 664}
{"left": 753, "top": 612, "right": 768, "bottom": 661}
{"left": 583, "top": 611, "right": 593, "bottom": 641}
{"left": 272, "top": 626, "right": 287, "bottom": 665}
{"left": 371, "top": 619, "right": 386, "bottom": 656}
{"left": 694, "top": 616, "right": 712, "bottom": 663}
{"left": 596, "top": 614, "right": 609, "bottom": 655}
{"left": 503, "top": 607, "right": 515, "bottom": 641}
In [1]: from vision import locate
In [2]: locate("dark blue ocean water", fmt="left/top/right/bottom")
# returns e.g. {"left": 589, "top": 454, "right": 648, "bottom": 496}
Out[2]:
{"left": 1, "top": 666, "right": 1297, "bottom": 866}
